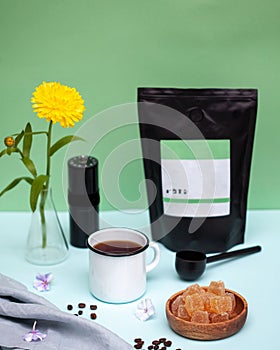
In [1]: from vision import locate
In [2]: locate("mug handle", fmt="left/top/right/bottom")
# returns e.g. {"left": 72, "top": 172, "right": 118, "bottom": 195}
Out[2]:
{"left": 146, "top": 241, "right": 160, "bottom": 273}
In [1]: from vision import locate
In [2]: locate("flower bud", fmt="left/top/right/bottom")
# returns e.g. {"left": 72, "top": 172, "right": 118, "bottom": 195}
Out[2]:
{"left": 4, "top": 136, "right": 15, "bottom": 147}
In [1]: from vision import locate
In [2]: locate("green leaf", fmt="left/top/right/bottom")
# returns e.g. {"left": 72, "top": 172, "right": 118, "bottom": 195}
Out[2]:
{"left": 49, "top": 135, "right": 84, "bottom": 157}
{"left": 0, "top": 149, "right": 7, "bottom": 157}
{"left": 21, "top": 156, "right": 37, "bottom": 177}
{"left": 0, "top": 177, "right": 33, "bottom": 197}
{"left": 15, "top": 130, "right": 25, "bottom": 147}
{"left": 30, "top": 175, "right": 49, "bottom": 212}
{"left": 23, "top": 122, "right": 32, "bottom": 157}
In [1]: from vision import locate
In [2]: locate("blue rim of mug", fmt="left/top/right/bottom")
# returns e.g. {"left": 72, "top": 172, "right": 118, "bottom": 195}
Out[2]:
{"left": 87, "top": 227, "right": 150, "bottom": 257}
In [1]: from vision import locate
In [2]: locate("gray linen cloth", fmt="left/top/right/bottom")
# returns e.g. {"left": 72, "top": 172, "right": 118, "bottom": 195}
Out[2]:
{"left": 0, "top": 273, "right": 133, "bottom": 350}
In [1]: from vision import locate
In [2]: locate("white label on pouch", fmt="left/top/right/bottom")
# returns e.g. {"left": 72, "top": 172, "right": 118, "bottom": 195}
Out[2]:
{"left": 160, "top": 139, "right": 230, "bottom": 217}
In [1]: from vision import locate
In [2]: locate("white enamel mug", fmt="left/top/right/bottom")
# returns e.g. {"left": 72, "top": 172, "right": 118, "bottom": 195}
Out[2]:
{"left": 87, "top": 227, "right": 160, "bottom": 303}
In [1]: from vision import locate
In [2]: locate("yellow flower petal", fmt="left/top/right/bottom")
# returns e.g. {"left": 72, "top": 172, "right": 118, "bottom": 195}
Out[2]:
{"left": 31, "top": 81, "right": 85, "bottom": 128}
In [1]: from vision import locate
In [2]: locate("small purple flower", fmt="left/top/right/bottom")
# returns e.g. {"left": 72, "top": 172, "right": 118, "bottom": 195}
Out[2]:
{"left": 23, "top": 321, "right": 47, "bottom": 342}
{"left": 135, "top": 298, "right": 156, "bottom": 321}
{"left": 33, "top": 273, "right": 53, "bottom": 292}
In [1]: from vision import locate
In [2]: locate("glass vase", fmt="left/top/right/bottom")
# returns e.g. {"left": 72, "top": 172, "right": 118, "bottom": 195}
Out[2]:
{"left": 25, "top": 187, "right": 69, "bottom": 265}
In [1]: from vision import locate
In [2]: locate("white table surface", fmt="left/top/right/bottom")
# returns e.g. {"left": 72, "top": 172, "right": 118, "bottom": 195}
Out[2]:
{"left": 0, "top": 210, "right": 278, "bottom": 349}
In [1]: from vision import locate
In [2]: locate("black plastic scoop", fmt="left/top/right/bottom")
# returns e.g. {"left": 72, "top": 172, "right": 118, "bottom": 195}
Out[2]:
{"left": 175, "top": 245, "right": 262, "bottom": 281}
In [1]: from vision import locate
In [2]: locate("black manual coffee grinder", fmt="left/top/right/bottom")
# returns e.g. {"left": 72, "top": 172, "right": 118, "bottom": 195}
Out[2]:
{"left": 68, "top": 155, "right": 100, "bottom": 248}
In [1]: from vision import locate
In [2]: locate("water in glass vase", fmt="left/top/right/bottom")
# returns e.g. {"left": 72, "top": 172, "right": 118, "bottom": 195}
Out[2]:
{"left": 25, "top": 187, "right": 69, "bottom": 265}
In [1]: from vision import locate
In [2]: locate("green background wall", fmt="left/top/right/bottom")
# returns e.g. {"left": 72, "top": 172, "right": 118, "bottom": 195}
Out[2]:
{"left": 0, "top": 0, "right": 279, "bottom": 211}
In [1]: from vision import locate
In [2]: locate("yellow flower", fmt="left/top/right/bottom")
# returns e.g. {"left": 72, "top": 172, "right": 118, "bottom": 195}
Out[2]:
{"left": 31, "top": 81, "right": 86, "bottom": 128}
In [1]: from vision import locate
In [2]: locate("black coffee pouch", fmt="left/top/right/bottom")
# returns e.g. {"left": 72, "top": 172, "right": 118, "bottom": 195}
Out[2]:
{"left": 138, "top": 88, "right": 257, "bottom": 253}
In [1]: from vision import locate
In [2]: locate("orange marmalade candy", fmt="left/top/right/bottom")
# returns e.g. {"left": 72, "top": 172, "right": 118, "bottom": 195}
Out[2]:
{"left": 226, "top": 292, "right": 236, "bottom": 313}
{"left": 171, "top": 295, "right": 183, "bottom": 315}
{"left": 177, "top": 304, "right": 191, "bottom": 320}
{"left": 208, "top": 280, "right": 225, "bottom": 296}
{"left": 209, "top": 295, "right": 233, "bottom": 314}
{"left": 171, "top": 295, "right": 190, "bottom": 320}
{"left": 191, "top": 310, "right": 210, "bottom": 324}
{"left": 202, "top": 292, "right": 216, "bottom": 311}
{"left": 184, "top": 293, "right": 205, "bottom": 316}
{"left": 209, "top": 312, "right": 229, "bottom": 323}
{"left": 183, "top": 283, "right": 205, "bottom": 296}
{"left": 171, "top": 281, "right": 236, "bottom": 324}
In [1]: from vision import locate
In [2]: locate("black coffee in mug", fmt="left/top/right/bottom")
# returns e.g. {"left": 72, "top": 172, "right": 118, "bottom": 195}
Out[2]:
{"left": 93, "top": 240, "right": 143, "bottom": 255}
{"left": 87, "top": 227, "right": 160, "bottom": 303}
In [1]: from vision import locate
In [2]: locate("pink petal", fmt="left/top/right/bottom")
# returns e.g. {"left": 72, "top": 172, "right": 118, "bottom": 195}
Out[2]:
{"left": 45, "top": 273, "right": 53, "bottom": 283}
{"left": 23, "top": 333, "right": 33, "bottom": 342}
{"left": 36, "top": 273, "right": 46, "bottom": 281}
{"left": 135, "top": 298, "right": 156, "bottom": 321}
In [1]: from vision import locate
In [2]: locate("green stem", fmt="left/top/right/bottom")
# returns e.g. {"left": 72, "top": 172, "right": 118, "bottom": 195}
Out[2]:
{"left": 39, "top": 121, "right": 53, "bottom": 249}
{"left": 12, "top": 131, "right": 48, "bottom": 136}
{"left": 46, "top": 121, "right": 53, "bottom": 188}
{"left": 39, "top": 190, "right": 47, "bottom": 248}
{"left": 16, "top": 148, "right": 25, "bottom": 159}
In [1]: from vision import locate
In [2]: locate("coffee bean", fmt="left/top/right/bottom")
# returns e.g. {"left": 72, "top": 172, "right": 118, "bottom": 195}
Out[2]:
{"left": 164, "top": 340, "right": 172, "bottom": 347}
{"left": 66, "top": 302, "right": 99, "bottom": 321}
{"left": 132, "top": 337, "right": 178, "bottom": 350}
{"left": 133, "top": 338, "right": 144, "bottom": 350}
{"left": 90, "top": 312, "right": 97, "bottom": 320}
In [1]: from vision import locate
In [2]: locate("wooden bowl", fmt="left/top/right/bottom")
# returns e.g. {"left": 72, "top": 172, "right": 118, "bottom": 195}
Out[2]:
{"left": 166, "top": 288, "right": 248, "bottom": 340}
